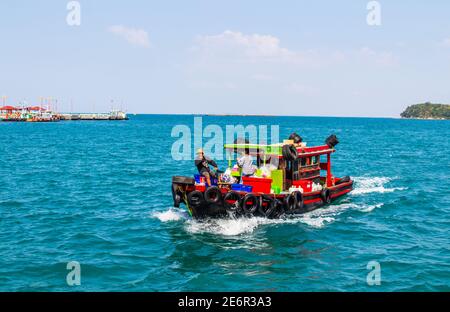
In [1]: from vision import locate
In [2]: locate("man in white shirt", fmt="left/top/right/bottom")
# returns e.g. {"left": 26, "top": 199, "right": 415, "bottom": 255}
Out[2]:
{"left": 237, "top": 149, "right": 255, "bottom": 182}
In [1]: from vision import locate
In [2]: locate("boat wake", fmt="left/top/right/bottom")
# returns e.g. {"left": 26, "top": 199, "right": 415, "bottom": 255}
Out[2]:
{"left": 186, "top": 216, "right": 270, "bottom": 236}
{"left": 351, "top": 176, "right": 407, "bottom": 195}
{"left": 184, "top": 201, "right": 384, "bottom": 235}
{"left": 152, "top": 175, "right": 398, "bottom": 236}
{"left": 153, "top": 201, "right": 384, "bottom": 236}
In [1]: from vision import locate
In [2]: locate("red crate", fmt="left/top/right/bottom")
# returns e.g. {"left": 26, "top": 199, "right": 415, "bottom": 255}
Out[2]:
{"left": 242, "top": 177, "right": 273, "bottom": 193}
{"left": 195, "top": 185, "right": 206, "bottom": 192}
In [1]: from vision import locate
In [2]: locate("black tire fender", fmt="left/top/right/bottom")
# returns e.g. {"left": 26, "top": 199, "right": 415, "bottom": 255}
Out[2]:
{"left": 172, "top": 184, "right": 181, "bottom": 208}
{"left": 288, "top": 133, "right": 303, "bottom": 144}
{"left": 223, "top": 191, "right": 241, "bottom": 213}
{"left": 241, "top": 194, "right": 259, "bottom": 215}
{"left": 259, "top": 195, "right": 277, "bottom": 218}
{"left": 292, "top": 191, "right": 304, "bottom": 210}
{"left": 284, "top": 193, "right": 298, "bottom": 212}
{"left": 335, "top": 176, "right": 351, "bottom": 185}
{"left": 321, "top": 189, "right": 331, "bottom": 204}
{"left": 187, "top": 190, "right": 204, "bottom": 208}
{"left": 272, "top": 199, "right": 286, "bottom": 218}
{"left": 282, "top": 145, "right": 298, "bottom": 161}
{"left": 204, "top": 186, "right": 222, "bottom": 204}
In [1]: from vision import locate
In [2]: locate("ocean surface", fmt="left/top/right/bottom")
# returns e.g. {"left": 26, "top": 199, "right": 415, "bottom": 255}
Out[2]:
{"left": 0, "top": 115, "right": 449, "bottom": 292}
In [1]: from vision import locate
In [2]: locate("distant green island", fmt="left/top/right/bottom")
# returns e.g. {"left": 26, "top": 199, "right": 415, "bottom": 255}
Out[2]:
{"left": 401, "top": 103, "right": 450, "bottom": 120}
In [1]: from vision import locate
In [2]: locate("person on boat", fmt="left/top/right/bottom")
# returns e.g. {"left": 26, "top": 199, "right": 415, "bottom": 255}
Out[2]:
{"left": 195, "top": 149, "right": 219, "bottom": 186}
{"left": 237, "top": 148, "right": 256, "bottom": 182}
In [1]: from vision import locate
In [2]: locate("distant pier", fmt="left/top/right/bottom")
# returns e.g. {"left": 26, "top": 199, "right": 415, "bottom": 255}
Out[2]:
{"left": 60, "top": 111, "right": 129, "bottom": 121}
{"left": 0, "top": 106, "right": 128, "bottom": 122}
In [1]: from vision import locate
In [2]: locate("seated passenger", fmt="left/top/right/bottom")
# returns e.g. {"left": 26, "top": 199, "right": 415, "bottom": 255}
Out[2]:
{"left": 195, "top": 149, "right": 219, "bottom": 186}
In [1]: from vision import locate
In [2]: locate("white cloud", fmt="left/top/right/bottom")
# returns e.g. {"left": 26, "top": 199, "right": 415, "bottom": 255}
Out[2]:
{"left": 192, "top": 30, "right": 396, "bottom": 68}
{"left": 108, "top": 25, "right": 150, "bottom": 48}
{"left": 193, "top": 30, "right": 319, "bottom": 66}
{"left": 195, "top": 30, "right": 290, "bottom": 57}
{"left": 186, "top": 30, "right": 397, "bottom": 99}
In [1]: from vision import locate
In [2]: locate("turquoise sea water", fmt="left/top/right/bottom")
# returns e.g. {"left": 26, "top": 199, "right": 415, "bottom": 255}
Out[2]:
{"left": 0, "top": 115, "right": 449, "bottom": 292}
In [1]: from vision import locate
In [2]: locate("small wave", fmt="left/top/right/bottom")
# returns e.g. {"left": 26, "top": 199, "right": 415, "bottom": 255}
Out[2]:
{"left": 185, "top": 216, "right": 271, "bottom": 236}
{"left": 359, "top": 203, "right": 384, "bottom": 212}
{"left": 298, "top": 203, "right": 359, "bottom": 228}
{"left": 296, "top": 202, "right": 376, "bottom": 228}
{"left": 152, "top": 208, "right": 186, "bottom": 222}
{"left": 297, "top": 215, "right": 335, "bottom": 228}
{"left": 352, "top": 176, "right": 407, "bottom": 195}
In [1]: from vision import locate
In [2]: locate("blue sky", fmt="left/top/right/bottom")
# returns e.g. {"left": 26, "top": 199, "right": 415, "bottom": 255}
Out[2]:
{"left": 0, "top": 0, "right": 449, "bottom": 116}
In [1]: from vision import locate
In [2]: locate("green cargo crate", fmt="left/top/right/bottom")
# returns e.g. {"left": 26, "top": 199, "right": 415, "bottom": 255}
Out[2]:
{"left": 271, "top": 169, "right": 283, "bottom": 191}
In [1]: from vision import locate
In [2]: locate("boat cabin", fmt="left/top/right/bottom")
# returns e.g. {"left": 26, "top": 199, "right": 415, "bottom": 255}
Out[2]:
{"left": 223, "top": 138, "right": 338, "bottom": 194}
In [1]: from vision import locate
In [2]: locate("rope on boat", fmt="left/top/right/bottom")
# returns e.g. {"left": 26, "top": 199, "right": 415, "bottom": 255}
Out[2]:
{"left": 182, "top": 190, "right": 193, "bottom": 217}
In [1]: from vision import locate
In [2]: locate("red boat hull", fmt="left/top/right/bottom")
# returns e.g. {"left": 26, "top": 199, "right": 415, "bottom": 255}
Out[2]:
{"left": 172, "top": 179, "right": 353, "bottom": 219}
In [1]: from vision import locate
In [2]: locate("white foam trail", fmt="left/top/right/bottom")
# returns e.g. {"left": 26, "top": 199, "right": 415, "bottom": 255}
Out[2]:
{"left": 152, "top": 208, "right": 185, "bottom": 222}
{"left": 359, "top": 203, "right": 384, "bottom": 212}
{"left": 154, "top": 200, "right": 384, "bottom": 236}
{"left": 297, "top": 203, "right": 359, "bottom": 228}
{"left": 186, "top": 217, "right": 273, "bottom": 236}
{"left": 184, "top": 201, "right": 383, "bottom": 235}
{"left": 297, "top": 215, "right": 335, "bottom": 228}
{"left": 185, "top": 211, "right": 335, "bottom": 235}
{"left": 352, "top": 176, "right": 407, "bottom": 195}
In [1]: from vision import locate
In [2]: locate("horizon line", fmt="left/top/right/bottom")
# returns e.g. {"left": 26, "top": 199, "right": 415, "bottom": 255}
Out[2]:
{"left": 126, "top": 113, "right": 401, "bottom": 119}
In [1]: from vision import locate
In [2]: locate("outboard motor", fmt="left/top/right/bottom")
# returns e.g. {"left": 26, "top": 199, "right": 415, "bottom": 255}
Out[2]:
{"left": 325, "top": 134, "right": 339, "bottom": 148}
{"left": 289, "top": 132, "right": 303, "bottom": 144}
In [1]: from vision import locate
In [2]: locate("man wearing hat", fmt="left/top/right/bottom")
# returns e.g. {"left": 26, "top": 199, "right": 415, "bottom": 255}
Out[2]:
{"left": 195, "top": 149, "right": 219, "bottom": 186}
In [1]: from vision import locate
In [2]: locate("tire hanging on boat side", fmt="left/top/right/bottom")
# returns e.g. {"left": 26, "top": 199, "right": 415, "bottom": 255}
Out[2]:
{"left": 335, "top": 176, "right": 351, "bottom": 185}
{"left": 288, "top": 133, "right": 303, "bottom": 144}
{"left": 282, "top": 145, "right": 298, "bottom": 161}
{"left": 292, "top": 191, "right": 304, "bottom": 210}
{"left": 272, "top": 199, "right": 285, "bottom": 218}
{"left": 241, "top": 194, "right": 259, "bottom": 215}
{"left": 259, "top": 195, "right": 277, "bottom": 218}
{"left": 187, "top": 190, "right": 205, "bottom": 208}
{"left": 223, "top": 191, "right": 241, "bottom": 214}
{"left": 284, "top": 193, "right": 297, "bottom": 212}
{"left": 204, "top": 186, "right": 222, "bottom": 204}
{"left": 321, "top": 189, "right": 331, "bottom": 205}
{"left": 171, "top": 184, "right": 181, "bottom": 208}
